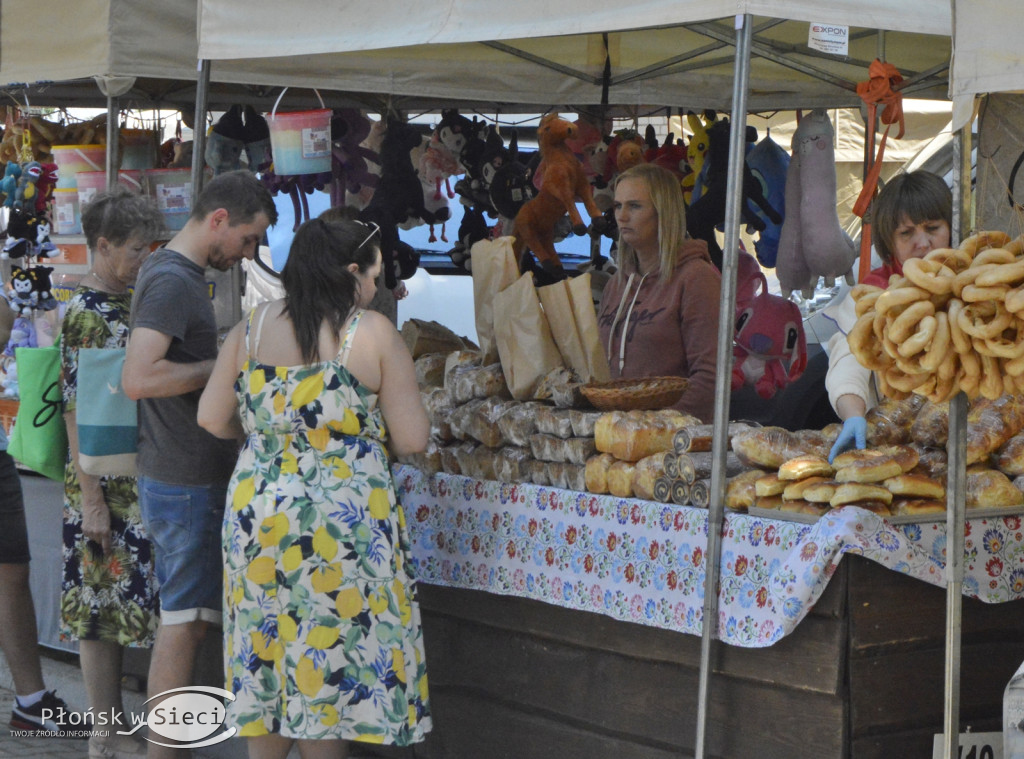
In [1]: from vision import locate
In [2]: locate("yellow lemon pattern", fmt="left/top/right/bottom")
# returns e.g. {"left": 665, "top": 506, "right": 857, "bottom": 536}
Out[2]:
{"left": 222, "top": 310, "right": 430, "bottom": 745}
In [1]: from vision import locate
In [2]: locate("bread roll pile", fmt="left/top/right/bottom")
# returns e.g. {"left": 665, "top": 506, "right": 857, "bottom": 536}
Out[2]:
{"left": 848, "top": 231, "right": 1024, "bottom": 402}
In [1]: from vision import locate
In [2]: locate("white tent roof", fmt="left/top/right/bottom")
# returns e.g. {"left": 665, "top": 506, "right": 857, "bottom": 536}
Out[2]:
{"left": 5, "top": 2, "right": 951, "bottom": 114}
{"left": 949, "top": 0, "right": 1021, "bottom": 130}
{"left": 192, "top": 0, "right": 952, "bottom": 112}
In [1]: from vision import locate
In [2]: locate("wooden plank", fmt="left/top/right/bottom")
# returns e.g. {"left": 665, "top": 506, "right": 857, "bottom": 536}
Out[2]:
{"left": 848, "top": 641, "right": 1024, "bottom": 735}
{"left": 420, "top": 585, "right": 845, "bottom": 693}
{"left": 420, "top": 609, "right": 846, "bottom": 757}
{"left": 847, "top": 555, "right": 1024, "bottom": 651}
{"left": 849, "top": 721, "right": 1002, "bottom": 759}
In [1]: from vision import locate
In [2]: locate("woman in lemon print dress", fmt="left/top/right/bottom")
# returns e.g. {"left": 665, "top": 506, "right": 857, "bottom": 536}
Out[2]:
{"left": 198, "top": 217, "right": 431, "bottom": 758}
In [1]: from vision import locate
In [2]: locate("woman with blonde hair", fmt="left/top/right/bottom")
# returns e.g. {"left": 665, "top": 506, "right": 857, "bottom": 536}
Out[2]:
{"left": 596, "top": 163, "right": 722, "bottom": 422}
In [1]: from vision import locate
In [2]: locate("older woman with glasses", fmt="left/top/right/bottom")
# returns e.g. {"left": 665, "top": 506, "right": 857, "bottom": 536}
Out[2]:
{"left": 198, "top": 217, "right": 432, "bottom": 758}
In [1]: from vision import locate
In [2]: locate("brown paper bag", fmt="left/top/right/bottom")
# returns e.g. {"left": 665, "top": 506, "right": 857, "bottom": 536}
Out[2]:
{"left": 471, "top": 236, "right": 520, "bottom": 364}
{"left": 538, "top": 280, "right": 589, "bottom": 379}
{"left": 567, "top": 273, "right": 610, "bottom": 382}
{"left": 493, "top": 273, "right": 564, "bottom": 400}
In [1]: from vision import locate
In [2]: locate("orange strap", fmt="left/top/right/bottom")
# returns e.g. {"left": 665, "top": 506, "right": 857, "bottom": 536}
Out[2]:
{"left": 852, "top": 59, "right": 905, "bottom": 281}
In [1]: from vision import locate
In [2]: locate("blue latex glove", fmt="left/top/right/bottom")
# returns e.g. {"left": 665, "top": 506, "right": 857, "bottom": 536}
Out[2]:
{"left": 828, "top": 416, "right": 867, "bottom": 463}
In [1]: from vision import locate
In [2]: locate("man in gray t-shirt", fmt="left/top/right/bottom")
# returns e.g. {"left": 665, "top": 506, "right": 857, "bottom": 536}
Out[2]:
{"left": 123, "top": 170, "right": 276, "bottom": 758}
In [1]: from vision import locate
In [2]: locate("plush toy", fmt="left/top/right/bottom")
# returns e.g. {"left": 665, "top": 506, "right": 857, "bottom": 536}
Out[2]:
{"left": 360, "top": 118, "right": 428, "bottom": 289}
{"left": 686, "top": 119, "right": 783, "bottom": 269}
{"left": 2, "top": 315, "right": 36, "bottom": 357}
{"left": 5, "top": 266, "right": 36, "bottom": 316}
{"left": 488, "top": 133, "right": 538, "bottom": 224}
{"left": 1, "top": 360, "right": 17, "bottom": 398}
{"left": 453, "top": 122, "right": 504, "bottom": 214}
{"left": 330, "top": 109, "right": 380, "bottom": 208}
{"left": 241, "top": 105, "right": 272, "bottom": 173}
{"left": 2, "top": 207, "right": 51, "bottom": 260}
{"left": 28, "top": 265, "right": 56, "bottom": 311}
{"left": 644, "top": 127, "right": 690, "bottom": 185}
{"left": 0, "top": 162, "right": 21, "bottom": 207}
{"left": 447, "top": 205, "right": 491, "bottom": 271}
{"left": 683, "top": 112, "right": 714, "bottom": 206}
{"left": 731, "top": 251, "right": 807, "bottom": 399}
{"left": 512, "top": 114, "right": 604, "bottom": 276}
{"left": 745, "top": 131, "right": 790, "bottom": 268}
{"left": 34, "top": 162, "right": 59, "bottom": 216}
{"left": 776, "top": 108, "right": 857, "bottom": 296}
{"left": 205, "top": 105, "right": 246, "bottom": 175}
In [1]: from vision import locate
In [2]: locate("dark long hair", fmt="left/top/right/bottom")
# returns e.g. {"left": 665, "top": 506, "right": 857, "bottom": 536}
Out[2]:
{"left": 281, "top": 218, "right": 380, "bottom": 364}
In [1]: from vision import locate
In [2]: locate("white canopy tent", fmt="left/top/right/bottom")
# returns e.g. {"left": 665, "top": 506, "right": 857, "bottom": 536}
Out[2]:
{"left": 949, "top": 0, "right": 1023, "bottom": 130}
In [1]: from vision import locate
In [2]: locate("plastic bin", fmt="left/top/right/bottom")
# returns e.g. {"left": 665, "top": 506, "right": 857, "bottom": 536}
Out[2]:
{"left": 75, "top": 170, "right": 145, "bottom": 209}
{"left": 144, "top": 168, "right": 192, "bottom": 231}
{"left": 52, "top": 144, "right": 106, "bottom": 189}
{"left": 52, "top": 188, "right": 81, "bottom": 235}
{"left": 266, "top": 89, "right": 331, "bottom": 176}
{"left": 119, "top": 129, "right": 159, "bottom": 170}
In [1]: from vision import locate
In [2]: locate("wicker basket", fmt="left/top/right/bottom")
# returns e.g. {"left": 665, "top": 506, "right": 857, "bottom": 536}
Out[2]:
{"left": 580, "top": 376, "right": 688, "bottom": 412}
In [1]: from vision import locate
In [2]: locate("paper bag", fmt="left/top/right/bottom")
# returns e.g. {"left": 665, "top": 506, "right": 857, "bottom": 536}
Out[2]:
{"left": 567, "top": 273, "right": 611, "bottom": 382}
{"left": 538, "top": 280, "right": 590, "bottom": 379}
{"left": 493, "top": 273, "right": 564, "bottom": 400}
{"left": 471, "top": 236, "right": 520, "bottom": 364}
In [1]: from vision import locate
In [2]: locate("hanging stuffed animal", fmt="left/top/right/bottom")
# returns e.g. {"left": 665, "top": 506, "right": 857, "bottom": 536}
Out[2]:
{"left": 241, "top": 105, "right": 272, "bottom": 173}
{"left": 2, "top": 207, "right": 43, "bottom": 260}
{"left": 511, "top": 114, "right": 604, "bottom": 276}
{"left": 360, "top": 118, "right": 428, "bottom": 289}
{"left": 0, "top": 162, "right": 21, "bottom": 207}
{"left": 731, "top": 251, "right": 807, "bottom": 399}
{"left": 330, "top": 109, "right": 380, "bottom": 208}
{"left": 644, "top": 127, "right": 690, "bottom": 186}
{"left": 34, "top": 162, "right": 59, "bottom": 216}
{"left": 2, "top": 315, "right": 36, "bottom": 357}
{"left": 683, "top": 111, "right": 714, "bottom": 206}
{"left": 5, "top": 266, "right": 36, "bottom": 316}
{"left": 29, "top": 265, "right": 57, "bottom": 311}
{"left": 686, "top": 119, "right": 782, "bottom": 269}
{"left": 745, "top": 131, "right": 790, "bottom": 268}
{"left": 205, "top": 105, "right": 247, "bottom": 175}
{"left": 488, "top": 132, "right": 537, "bottom": 227}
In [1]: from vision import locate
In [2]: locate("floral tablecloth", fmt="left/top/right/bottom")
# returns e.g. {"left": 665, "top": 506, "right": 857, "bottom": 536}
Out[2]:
{"left": 395, "top": 465, "right": 1024, "bottom": 648}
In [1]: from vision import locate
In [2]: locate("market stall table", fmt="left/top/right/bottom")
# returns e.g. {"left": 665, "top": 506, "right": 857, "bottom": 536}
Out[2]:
{"left": 397, "top": 464, "right": 1024, "bottom": 758}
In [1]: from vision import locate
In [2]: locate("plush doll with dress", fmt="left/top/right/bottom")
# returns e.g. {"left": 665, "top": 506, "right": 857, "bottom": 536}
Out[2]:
{"left": 5, "top": 267, "right": 36, "bottom": 317}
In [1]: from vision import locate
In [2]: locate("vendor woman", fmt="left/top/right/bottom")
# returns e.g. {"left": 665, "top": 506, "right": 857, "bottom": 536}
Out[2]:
{"left": 826, "top": 170, "right": 953, "bottom": 460}
{"left": 597, "top": 163, "right": 721, "bottom": 423}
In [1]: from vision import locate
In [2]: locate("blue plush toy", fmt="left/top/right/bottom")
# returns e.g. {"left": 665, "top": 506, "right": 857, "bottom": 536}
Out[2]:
{"left": 0, "top": 162, "right": 21, "bottom": 208}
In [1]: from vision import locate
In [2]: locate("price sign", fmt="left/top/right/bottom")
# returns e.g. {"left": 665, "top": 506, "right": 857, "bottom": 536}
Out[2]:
{"left": 932, "top": 732, "right": 1001, "bottom": 759}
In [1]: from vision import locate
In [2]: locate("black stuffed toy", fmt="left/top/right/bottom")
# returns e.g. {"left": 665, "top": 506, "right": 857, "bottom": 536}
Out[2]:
{"left": 686, "top": 119, "right": 782, "bottom": 269}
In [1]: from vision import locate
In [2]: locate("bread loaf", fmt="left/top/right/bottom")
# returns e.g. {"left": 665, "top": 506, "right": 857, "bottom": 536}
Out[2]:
{"left": 535, "top": 406, "right": 575, "bottom": 438}
{"left": 527, "top": 459, "right": 549, "bottom": 486}
{"left": 966, "top": 469, "right": 1024, "bottom": 508}
{"left": 675, "top": 479, "right": 696, "bottom": 506}
{"left": 801, "top": 479, "right": 840, "bottom": 503}
{"left": 414, "top": 353, "right": 448, "bottom": 388}
{"left": 910, "top": 400, "right": 949, "bottom": 447}
{"left": 421, "top": 387, "right": 455, "bottom": 442}
{"left": 568, "top": 409, "right": 603, "bottom": 437}
{"left": 402, "top": 319, "right": 475, "bottom": 358}
{"left": 607, "top": 460, "right": 636, "bottom": 497}
{"left": 966, "top": 396, "right": 1024, "bottom": 465}
{"left": 494, "top": 446, "right": 532, "bottom": 484}
{"left": 754, "top": 495, "right": 785, "bottom": 511}
{"left": 563, "top": 437, "right": 598, "bottom": 466}
{"left": 497, "top": 401, "right": 543, "bottom": 447}
{"left": 791, "top": 429, "right": 833, "bottom": 460}
{"left": 671, "top": 422, "right": 752, "bottom": 454}
{"left": 848, "top": 500, "right": 893, "bottom": 516}
{"left": 596, "top": 409, "right": 697, "bottom": 462}
{"left": 865, "top": 395, "right": 926, "bottom": 445}
{"left": 546, "top": 461, "right": 568, "bottom": 490}
{"left": 995, "top": 432, "right": 1024, "bottom": 476}
{"left": 585, "top": 453, "right": 616, "bottom": 494}
{"left": 439, "top": 443, "right": 462, "bottom": 475}
{"left": 731, "top": 426, "right": 812, "bottom": 469}
{"left": 564, "top": 463, "right": 586, "bottom": 492}
{"left": 834, "top": 445, "right": 919, "bottom": 483}
{"left": 725, "top": 470, "right": 763, "bottom": 512}
{"left": 633, "top": 452, "right": 670, "bottom": 501}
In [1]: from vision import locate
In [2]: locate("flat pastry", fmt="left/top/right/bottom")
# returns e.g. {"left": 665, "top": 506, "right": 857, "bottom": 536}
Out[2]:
{"left": 883, "top": 473, "right": 945, "bottom": 500}
{"left": 891, "top": 498, "right": 946, "bottom": 516}
{"left": 778, "top": 454, "right": 835, "bottom": 481}
{"left": 754, "top": 473, "right": 786, "bottom": 497}
{"left": 849, "top": 500, "right": 894, "bottom": 516}
{"left": 830, "top": 482, "right": 893, "bottom": 507}
{"left": 801, "top": 479, "right": 840, "bottom": 503}
{"left": 782, "top": 476, "right": 831, "bottom": 501}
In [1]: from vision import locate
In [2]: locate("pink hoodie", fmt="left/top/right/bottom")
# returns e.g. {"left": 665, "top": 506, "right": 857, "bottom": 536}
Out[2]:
{"left": 596, "top": 239, "right": 722, "bottom": 422}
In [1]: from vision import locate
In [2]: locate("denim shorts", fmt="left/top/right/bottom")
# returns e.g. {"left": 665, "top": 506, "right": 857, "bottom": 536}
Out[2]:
{"left": 0, "top": 451, "right": 29, "bottom": 564}
{"left": 138, "top": 476, "right": 225, "bottom": 625}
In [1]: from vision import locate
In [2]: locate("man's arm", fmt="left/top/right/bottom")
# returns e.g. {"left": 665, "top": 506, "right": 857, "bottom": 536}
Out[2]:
{"left": 122, "top": 326, "right": 216, "bottom": 401}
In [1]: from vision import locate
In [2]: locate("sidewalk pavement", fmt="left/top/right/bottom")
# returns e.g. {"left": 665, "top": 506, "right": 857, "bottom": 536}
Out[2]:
{"left": 0, "top": 647, "right": 241, "bottom": 758}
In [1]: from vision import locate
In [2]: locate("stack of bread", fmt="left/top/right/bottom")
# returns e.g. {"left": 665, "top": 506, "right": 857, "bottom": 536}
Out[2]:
{"left": 848, "top": 230, "right": 1024, "bottom": 403}
{"left": 407, "top": 349, "right": 607, "bottom": 489}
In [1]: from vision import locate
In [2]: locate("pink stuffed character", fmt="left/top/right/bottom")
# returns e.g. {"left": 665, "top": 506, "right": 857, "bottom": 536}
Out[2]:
{"left": 731, "top": 251, "right": 807, "bottom": 399}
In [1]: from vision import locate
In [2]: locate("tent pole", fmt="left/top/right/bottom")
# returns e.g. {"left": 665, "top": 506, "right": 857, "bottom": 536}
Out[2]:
{"left": 940, "top": 122, "right": 971, "bottom": 759}
{"left": 105, "top": 95, "right": 119, "bottom": 191}
{"left": 694, "top": 12, "right": 752, "bottom": 759}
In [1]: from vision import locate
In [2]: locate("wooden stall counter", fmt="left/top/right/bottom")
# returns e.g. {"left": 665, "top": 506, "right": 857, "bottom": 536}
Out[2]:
{"left": 396, "top": 465, "right": 1024, "bottom": 759}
